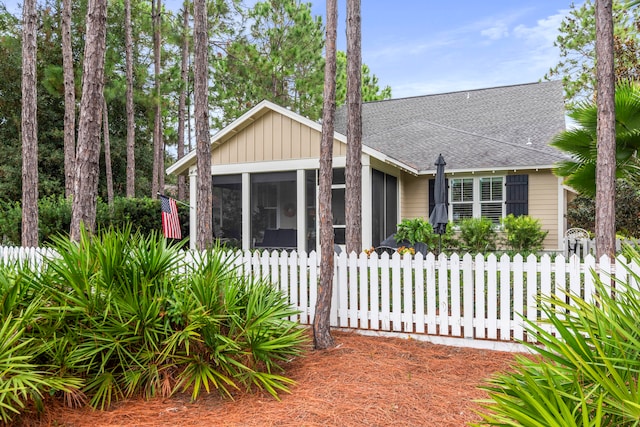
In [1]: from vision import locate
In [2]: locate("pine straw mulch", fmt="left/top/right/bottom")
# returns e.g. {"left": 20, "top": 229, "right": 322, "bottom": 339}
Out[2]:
{"left": 20, "top": 330, "right": 521, "bottom": 427}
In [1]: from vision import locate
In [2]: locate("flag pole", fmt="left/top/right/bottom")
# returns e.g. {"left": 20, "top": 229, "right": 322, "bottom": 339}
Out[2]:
{"left": 157, "top": 193, "right": 193, "bottom": 209}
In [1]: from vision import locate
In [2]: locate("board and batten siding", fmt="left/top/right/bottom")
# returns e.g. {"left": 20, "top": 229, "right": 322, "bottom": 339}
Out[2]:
{"left": 212, "top": 110, "right": 346, "bottom": 165}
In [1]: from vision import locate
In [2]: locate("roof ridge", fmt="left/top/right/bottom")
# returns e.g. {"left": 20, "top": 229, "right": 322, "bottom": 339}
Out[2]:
{"left": 361, "top": 80, "right": 560, "bottom": 105}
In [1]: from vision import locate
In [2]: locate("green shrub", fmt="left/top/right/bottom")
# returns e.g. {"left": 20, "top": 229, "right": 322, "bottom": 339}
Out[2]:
{"left": 394, "top": 218, "right": 434, "bottom": 246}
{"left": 0, "top": 196, "right": 190, "bottom": 246}
{"left": 475, "top": 243, "right": 640, "bottom": 425}
{"left": 4, "top": 227, "right": 307, "bottom": 416}
{"left": 567, "top": 180, "right": 640, "bottom": 238}
{"left": 500, "top": 214, "right": 548, "bottom": 255}
{"left": 457, "top": 217, "right": 497, "bottom": 254}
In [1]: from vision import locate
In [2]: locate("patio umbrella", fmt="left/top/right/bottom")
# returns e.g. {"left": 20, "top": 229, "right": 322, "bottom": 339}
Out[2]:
{"left": 429, "top": 154, "right": 448, "bottom": 253}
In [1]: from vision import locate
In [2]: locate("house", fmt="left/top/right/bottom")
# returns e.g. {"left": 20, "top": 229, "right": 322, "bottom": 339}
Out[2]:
{"left": 167, "top": 80, "right": 569, "bottom": 253}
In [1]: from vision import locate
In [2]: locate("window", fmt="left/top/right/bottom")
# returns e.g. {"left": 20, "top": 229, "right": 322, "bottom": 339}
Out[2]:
{"left": 451, "top": 178, "right": 474, "bottom": 221}
{"left": 450, "top": 176, "right": 505, "bottom": 223}
{"left": 480, "top": 177, "right": 503, "bottom": 223}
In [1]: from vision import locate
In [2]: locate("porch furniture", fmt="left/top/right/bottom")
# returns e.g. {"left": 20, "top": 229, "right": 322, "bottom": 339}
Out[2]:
{"left": 255, "top": 228, "right": 297, "bottom": 250}
{"left": 565, "top": 228, "right": 589, "bottom": 257}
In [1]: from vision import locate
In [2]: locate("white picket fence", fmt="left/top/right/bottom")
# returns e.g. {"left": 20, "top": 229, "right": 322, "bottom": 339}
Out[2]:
{"left": 2, "top": 245, "right": 639, "bottom": 352}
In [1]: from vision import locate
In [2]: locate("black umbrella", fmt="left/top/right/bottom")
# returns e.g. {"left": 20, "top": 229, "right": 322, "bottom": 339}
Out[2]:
{"left": 429, "top": 154, "right": 448, "bottom": 253}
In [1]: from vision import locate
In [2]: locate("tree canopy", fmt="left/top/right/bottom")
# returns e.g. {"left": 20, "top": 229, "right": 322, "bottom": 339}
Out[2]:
{"left": 551, "top": 81, "right": 640, "bottom": 196}
{"left": 546, "top": 0, "right": 640, "bottom": 108}
{"left": 0, "top": 0, "right": 393, "bottom": 206}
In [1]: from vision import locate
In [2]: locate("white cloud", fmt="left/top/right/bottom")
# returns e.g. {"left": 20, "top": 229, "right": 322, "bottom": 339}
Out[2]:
{"left": 480, "top": 22, "right": 510, "bottom": 40}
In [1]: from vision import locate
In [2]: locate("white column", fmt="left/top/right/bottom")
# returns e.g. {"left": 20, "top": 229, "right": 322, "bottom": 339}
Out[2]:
{"left": 361, "top": 155, "right": 372, "bottom": 250}
{"left": 242, "top": 172, "right": 251, "bottom": 250}
{"left": 296, "top": 169, "right": 306, "bottom": 254}
{"left": 189, "top": 168, "right": 197, "bottom": 250}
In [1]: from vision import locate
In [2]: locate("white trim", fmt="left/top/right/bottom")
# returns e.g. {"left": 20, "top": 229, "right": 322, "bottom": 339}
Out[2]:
{"left": 208, "top": 157, "right": 347, "bottom": 176}
{"left": 427, "top": 164, "right": 556, "bottom": 175}
{"left": 189, "top": 173, "right": 197, "bottom": 249}
{"left": 361, "top": 155, "right": 372, "bottom": 249}
{"left": 296, "top": 169, "right": 306, "bottom": 254}
{"left": 558, "top": 176, "right": 565, "bottom": 252}
{"left": 242, "top": 173, "right": 251, "bottom": 250}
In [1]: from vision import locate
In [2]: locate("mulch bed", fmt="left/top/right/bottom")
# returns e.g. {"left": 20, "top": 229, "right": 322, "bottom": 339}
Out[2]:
{"left": 18, "top": 330, "right": 519, "bottom": 427}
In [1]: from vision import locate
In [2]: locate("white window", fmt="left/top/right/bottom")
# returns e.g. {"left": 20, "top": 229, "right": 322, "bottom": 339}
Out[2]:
{"left": 450, "top": 176, "right": 505, "bottom": 224}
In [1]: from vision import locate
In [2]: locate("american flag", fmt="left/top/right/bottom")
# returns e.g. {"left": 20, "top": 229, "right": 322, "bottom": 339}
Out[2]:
{"left": 160, "top": 195, "right": 182, "bottom": 239}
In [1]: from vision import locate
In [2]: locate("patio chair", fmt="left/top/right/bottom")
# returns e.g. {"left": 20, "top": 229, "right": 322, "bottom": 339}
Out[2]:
{"left": 565, "top": 227, "right": 589, "bottom": 256}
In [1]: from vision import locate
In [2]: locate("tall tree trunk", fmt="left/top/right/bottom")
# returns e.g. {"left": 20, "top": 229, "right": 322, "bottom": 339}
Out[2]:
{"left": 103, "top": 97, "right": 114, "bottom": 206}
{"left": 151, "top": 0, "right": 163, "bottom": 197}
{"left": 345, "top": 0, "right": 362, "bottom": 255}
{"left": 313, "top": 0, "right": 337, "bottom": 350}
{"left": 595, "top": 0, "right": 616, "bottom": 259}
{"left": 21, "top": 0, "right": 38, "bottom": 248}
{"left": 62, "top": 0, "right": 75, "bottom": 199}
{"left": 70, "top": 0, "right": 107, "bottom": 241}
{"left": 177, "top": 0, "right": 190, "bottom": 201}
{"left": 125, "top": 0, "right": 136, "bottom": 197}
{"left": 194, "top": 0, "right": 212, "bottom": 250}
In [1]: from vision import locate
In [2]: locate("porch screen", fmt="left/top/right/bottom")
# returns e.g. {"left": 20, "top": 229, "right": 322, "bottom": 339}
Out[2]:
{"left": 371, "top": 169, "right": 398, "bottom": 247}
{"left": 251, "top": 172, "right": 296, "bottom": 248}
{"left": 212, "top": 175, "right": 242, "bottom": 246}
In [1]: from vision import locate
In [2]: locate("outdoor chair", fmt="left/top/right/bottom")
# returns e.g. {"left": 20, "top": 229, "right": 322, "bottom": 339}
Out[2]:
{"left": 565, "top": 227, "right": 589, "bottom": 256}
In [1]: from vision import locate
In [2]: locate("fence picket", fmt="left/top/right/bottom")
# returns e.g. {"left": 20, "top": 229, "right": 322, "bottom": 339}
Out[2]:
{"left": 450, "top": 253, "right": 461, "bottom": 337}
{"left": 425, "top": 253, "right": 437, "bottom": 335}
{"left": 391, "top": 253, "right": 402, "bottom": 332}
{"left": 512, "top": 254, "right": 524, "bottom": 341}
{"left": 474, "top": 253, "right": 486, "bottom": 339}
{"left": 414, "top": 253, "right": 426, "bottom": 334}
{"left": 358, "top": 253, "right": 369, "bottom": 330}
{"left": 462, "top": 253, "right": 474, "bottom": 339}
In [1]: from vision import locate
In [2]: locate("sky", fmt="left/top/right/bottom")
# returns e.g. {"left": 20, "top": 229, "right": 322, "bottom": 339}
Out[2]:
{"left": 307, "top": 0, "right": 578, "bottom": 99}
{"left": 2, "top": 0, "right": 580, "bottom": 99}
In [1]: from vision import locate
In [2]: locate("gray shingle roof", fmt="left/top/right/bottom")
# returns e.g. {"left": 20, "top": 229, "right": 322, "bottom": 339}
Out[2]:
{"left": 335, "top": 81, "right": 568, "bottom": 173}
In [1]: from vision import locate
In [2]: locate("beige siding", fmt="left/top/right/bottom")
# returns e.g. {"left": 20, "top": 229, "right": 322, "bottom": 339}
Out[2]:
{"left": 527, "top": 171, "right": 560, "bottom": 250}
{"left": 211, "top": 110, "right": 344, "bottom": 164}
{"left": 401, "top": 173, "right": 429, "bottom": 219}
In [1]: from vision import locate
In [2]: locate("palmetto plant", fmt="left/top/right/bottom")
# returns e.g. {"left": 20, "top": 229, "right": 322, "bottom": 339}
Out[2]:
{"left": 551, "top": 80, "right": 640, "bottom": 196}
{"left": 0, "top": 265, "right": 82, "bottom": 423}
{"left": 475, "top": 244, "right": 640, "bottom": 426}
{"left": 21, "top": 226, "right": 307, "bottom": 411}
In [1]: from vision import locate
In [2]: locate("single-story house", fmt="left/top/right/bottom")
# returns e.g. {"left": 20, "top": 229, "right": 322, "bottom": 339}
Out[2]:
{"left": 167, "top": 80, "right": 570, "bottom": 253}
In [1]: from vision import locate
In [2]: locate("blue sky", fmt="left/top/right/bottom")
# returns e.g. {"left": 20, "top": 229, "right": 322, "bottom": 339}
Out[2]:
{"left": 308, "top": 1, "right": 578, "bottom": 98}
{"left": 3, "top": 0, "right": 580, "bottom": 99}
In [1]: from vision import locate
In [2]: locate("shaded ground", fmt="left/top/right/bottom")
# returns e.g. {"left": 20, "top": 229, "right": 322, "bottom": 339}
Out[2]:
{"left": 21, "top": 331, "right": 518, "bottom": 427}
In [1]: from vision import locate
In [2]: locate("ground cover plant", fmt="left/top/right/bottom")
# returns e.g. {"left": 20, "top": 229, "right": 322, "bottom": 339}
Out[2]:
{"left": 475, "top": 244, "right": 640, "bottom": 426}
{"left": 0, "top": 227, "right": 307, "bottom": 423}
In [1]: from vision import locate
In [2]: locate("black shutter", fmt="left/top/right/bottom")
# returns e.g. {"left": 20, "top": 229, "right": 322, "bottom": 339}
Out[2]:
{"left": 505, "top": 175, "right": 528, "bottom": 216}
{"left": 428, "top": 178, "right": 448, "bottom": 217}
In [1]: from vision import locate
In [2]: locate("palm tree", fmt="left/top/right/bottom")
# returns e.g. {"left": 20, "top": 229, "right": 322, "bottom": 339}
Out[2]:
{"left": 551, "top": 81, "right": 640, "bottom": 197}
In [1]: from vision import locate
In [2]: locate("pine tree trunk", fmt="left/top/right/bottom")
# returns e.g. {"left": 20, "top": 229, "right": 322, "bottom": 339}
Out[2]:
{"left": 177, "top": 0, "right": 190, "bottom": 201}
{"left": 125, "top": 0, "right": 136, "bottom": 197}
{"left": 595, "top": 0, "right": 616, "bottom": 259}
{"left": 151, "top": 0, "right": 163, "bottom": 197}
{"left": 70, "top": 0, "right": 107, "bottom": 241}
{"left": 313, "top": 0, "right": 337, "bottom": 350}
{"left": 345, "top": 0, "right": 362, "bottom": 255}
{"left": 21, "top": 0, "right": 38, "bottom": 248}
{"left": 62, "top": 0, "right": 75, "bottom": 199}
{"left": 194, "top": 0, "right": 212, "bottom": 250}
{"left": 103, "top": 97, "right": 114, "bottom": 206}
